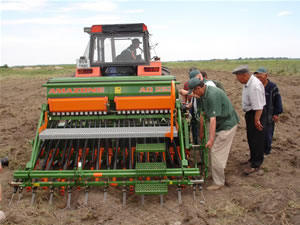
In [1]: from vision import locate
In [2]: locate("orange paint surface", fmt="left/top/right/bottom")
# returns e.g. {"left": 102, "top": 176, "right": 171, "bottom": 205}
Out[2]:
{"left": 48, "top": 97, "right": 108, "bottom": 112}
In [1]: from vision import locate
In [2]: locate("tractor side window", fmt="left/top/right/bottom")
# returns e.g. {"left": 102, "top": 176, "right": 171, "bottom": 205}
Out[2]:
{"left": 93, "top": 37, "right": 103, "bottom": 63}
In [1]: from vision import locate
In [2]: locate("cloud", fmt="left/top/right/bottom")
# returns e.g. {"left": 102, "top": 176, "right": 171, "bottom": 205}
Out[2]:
{"left": 124, "top": 9, "right": 144, "bottom": 14}
{"left": 1, "top": 0, "right": 48, "bottom": 11}
{"left": 59, "top": 1, "right": 117, "bottom": 12}
{"left": 277, "top": 11, "right": 292, "bottom": 16}
{"left": 239, "top": 8, "right": 248, "bottom": 12}
{"left": 2, "top": 15, "right": 121, "bottom": 25}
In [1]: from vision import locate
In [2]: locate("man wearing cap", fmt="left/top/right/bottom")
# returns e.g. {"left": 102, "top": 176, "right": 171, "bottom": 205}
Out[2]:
{"left": 233, "top": 65, "right": 267, "bottom": 174}
{"left": 179, "top": 70, "right": 216, "bottom": 145}
{"left": 254, "top": 67, "right": 283, "bottom": 155}
{"left": 201, "top": 71, "right": 226, "bottom": 92}
{"left": 188, "top": 78, "right": 239, "bottom": 190}
{"left": 117, "top": 38, "right": 142, "bottom": 62}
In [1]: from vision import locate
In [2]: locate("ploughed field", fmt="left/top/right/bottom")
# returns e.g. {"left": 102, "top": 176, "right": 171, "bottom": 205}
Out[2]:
{"left": 0, "top": 67, "right": 300, "bottom": 225}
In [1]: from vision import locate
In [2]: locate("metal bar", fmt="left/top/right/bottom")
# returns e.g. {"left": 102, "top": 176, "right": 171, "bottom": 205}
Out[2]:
{"left": 39, "top": 126, "right": 178, "bottom": 140}
{"left": 13, "top": 167, "right": 200, "bottom": 179}
{"left": 11, "top": 179, "right": 195, "bottom": 188}
{"left": 45, "top": 76, "right": 176, "bottom": 84}
{"left": 80, "top": 120, "right": 92, "bottom": 168}
{"left": 182, "top": 114, "right": 190, "bottom": 150}
{"left": 176, "top": 100, "right": 188, "bottom": 166}
{"left": 26, "top": 104, "right": 47, "bottom": 169}
{"left": 44, "top": 81, "right": 177, "bottom": 88}
{"left": 50, "top": 114, "right": 170, "bottom": 121}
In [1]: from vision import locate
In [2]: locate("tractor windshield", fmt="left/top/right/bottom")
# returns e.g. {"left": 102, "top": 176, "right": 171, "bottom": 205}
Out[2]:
{"left": 90, "top": 34, "right": 149, "bottom": 66}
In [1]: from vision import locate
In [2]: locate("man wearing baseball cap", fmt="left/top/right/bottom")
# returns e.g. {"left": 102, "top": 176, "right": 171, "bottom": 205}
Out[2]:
{"left": 116, "top": 38, "right": 143, "bottom": 61}
{"left": 254, "top": 67, "right": 283, "bottom": 155}
{"left": 188, "top": 78, "right": 239, "bottom": 190}
{"left": 233, "top": 65, "right": 267, "bottom": 174}
{"left": 180, "top": 69, "right": 217, "bottom": 145}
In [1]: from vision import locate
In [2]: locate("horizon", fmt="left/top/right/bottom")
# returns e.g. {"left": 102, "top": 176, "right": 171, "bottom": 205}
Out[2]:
{"left": 2, "top": 57, "right": 300, "bottom": 68}
{"left": 1, "top": 0, "right": 300, "bottom": 66}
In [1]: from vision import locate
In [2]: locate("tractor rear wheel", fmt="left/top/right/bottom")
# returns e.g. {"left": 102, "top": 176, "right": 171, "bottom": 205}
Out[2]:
{"left": 162, "top": 66, "right": 170, "bottom": 75}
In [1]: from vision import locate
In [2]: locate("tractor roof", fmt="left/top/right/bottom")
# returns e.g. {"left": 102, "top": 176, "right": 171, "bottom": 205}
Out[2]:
{"left": 84, "top": 23, "right": 147, "bottom": 34}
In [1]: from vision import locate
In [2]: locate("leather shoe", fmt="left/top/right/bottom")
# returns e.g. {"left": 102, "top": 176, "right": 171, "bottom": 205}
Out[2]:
{"left": 206, "top": 184, "right": 223, "bottom": 190}
{"left": 244, "top": 167, "right": 259, "bottom": 175}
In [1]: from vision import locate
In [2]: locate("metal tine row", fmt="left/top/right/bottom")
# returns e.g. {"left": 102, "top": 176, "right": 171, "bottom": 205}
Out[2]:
{"left": 9, "top": 115, "right": 201, "bottom": 207}
{"left": 9, "top": 182, "right": 205, "bottom": 207}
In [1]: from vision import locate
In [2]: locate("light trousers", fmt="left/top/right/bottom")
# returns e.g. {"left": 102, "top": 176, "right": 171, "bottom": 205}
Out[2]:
{"left": 211, "top": 125, "right": 237, "bottom": 186}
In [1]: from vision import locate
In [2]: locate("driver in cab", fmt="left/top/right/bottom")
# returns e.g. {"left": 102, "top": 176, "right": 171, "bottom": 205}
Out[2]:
{"left": 117, "top": 38, "right": 142, "bottom": 62}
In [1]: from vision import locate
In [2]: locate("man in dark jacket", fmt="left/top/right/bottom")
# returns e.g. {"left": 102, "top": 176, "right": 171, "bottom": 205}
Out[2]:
{"left": 254, "top": 67, "right": 283, "bottom": 155}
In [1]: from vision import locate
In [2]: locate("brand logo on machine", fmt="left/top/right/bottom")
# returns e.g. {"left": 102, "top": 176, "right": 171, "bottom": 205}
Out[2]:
{"left": 139, "top": 86, "right": 171, "bottom": 93}
{"left": 48, "top": 87, "right": 104, "bottom": 94}
{"left": 114, "top": 87, "right": 121, "bottom": 94}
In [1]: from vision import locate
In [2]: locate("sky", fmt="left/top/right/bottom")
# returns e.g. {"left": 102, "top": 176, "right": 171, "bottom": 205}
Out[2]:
{"left": 1, "top": 0, "right": 300, "bottom": 66}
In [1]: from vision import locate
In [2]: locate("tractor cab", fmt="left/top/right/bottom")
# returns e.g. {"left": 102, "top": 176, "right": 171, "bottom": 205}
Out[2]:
{"left": 76, "top": 23, "right": 164, "bottom": 77}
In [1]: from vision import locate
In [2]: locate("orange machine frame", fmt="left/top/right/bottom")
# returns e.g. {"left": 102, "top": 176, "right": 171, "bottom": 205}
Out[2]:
{"left": 48, "top": 97, "right": 108, "bottom": 112}
{"left": 114, "top": 96, "right": 171, "bottom": 110}
{"left": 114, "top": 81, "right": 175, "bottom": 140}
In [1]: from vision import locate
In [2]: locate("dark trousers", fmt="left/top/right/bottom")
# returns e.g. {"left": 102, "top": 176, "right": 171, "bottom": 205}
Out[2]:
{"left": 245, "top": 110, "right": 266, "bottom": 168}
{"left": 264, "top": 122, "right": 275, "bottom": 154}
{"left": 191, "top": 118, "right": 199, "bottom": 145}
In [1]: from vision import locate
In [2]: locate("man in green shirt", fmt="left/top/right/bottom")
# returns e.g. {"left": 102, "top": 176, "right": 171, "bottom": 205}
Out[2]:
{"left": 188, "top": 78, "right": 239, "bottom": 190}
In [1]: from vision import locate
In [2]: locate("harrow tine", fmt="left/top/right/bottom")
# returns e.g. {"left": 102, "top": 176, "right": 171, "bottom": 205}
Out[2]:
{"left": 177, "top": 185, "right": 182, "bottom": 205}
{"left": 160, "top": 194, "right": 164, "bottom": 206}
{"left": 122, "top": 187, "right": 126, "bottom": 208}
{"left": 84, "top": 187, "right": 89, "bottom": 205}
{"left": 198, "top": 184, "right": 206, "bottom": 204}
{"left": 103, "top": 186, "right": 107, "bottom": 202}
{"left": 9, "top": 185, "right": 18, "bottom": 207}
{"left": 9, "top": 193, "right": 15, "bottom": 207}
{"left": 30, "top": 188, "right": 37, "bottom": 205}
{"left": 49, "top": 187, "right": 54, "bottom": 205}
{"left": 193, "top": 184, "right": 196, "bottom": 200}
{"left": 66, "top": 188, "right": 72, "bottom": 209}
{"left": 17, "top": 187, "right": 23, "bottom": 205}
{"left": 141, "top": 195, "right": 144, "bottom": 206}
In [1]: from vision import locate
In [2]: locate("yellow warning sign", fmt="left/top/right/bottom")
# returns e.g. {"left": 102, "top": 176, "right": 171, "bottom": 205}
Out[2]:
{"left": 115, "top": 87, "right": 121, "bottom": 94}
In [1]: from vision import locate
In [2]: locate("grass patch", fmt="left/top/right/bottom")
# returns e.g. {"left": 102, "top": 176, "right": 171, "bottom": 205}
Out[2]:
{"left": 1, "top": 59, "right": 299, "bottom": 78}
{"left": 163, "top": 59, "right": 300, "bottom": 76}
{"left": 0, "top": 64, "right": 76, "bottom": 78}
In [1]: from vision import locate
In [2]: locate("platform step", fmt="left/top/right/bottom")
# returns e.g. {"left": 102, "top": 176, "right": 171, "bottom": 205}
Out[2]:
{"left": 135, "top": 182, "right": 168, "bottom": 195}
{"left": 135, "top": 162, "right": 166, "bottom": 176}
{"left": 136, "top": 143, "right": 166, "bottom": 153}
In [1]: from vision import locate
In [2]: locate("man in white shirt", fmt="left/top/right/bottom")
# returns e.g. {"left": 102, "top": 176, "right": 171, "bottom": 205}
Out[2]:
{"left": 233, "top": 65, "right": 266, "bottom": 175}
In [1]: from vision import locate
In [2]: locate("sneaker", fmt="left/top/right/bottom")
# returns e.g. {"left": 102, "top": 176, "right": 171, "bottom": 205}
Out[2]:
{"left": 206, "top": 184, "right": 223, "bottom": 190}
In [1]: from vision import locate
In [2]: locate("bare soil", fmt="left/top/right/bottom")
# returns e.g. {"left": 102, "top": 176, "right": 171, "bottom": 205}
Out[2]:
{"left": 0, "top": 69, "right": 300, "bottom": 225}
